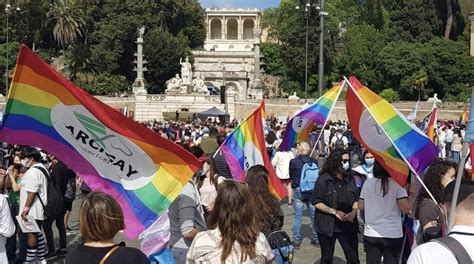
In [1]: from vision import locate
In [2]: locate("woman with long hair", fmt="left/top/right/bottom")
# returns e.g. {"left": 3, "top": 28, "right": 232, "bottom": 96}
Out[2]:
{"left": 358, "top": 161, "right": 415, "bottom": 264}
{"left": 195, "top": 156, "right": 223, "bottom": 219}
{"left": 66, "top": 192, "right": 149, "bottom": 263}
{"left": 245, "top": 165, "right": 283, "bottom": 237}
{"left": 414, "top": 159, "right": 456, "bottom": 244}
{"left": 313, "top": 149, "right": 360, "bottom": 264}
{"left": 266, "top": 130, "right": 278, "bottom": 159}
{"left": 186, "top": 180, "right": 274, "bottom": 263}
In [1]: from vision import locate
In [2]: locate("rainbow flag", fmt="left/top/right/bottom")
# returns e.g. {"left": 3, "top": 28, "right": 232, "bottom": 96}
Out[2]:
{"left": 346, "top": 76, "right": 439, "bottom": 186}
{"left": 0, "top": 45, "right": 201, "bottom": 239}
{"left": 459, "top": 109, "right": 468, "bottom": 125}
{"left": 220, "top": 101, "right": 287, "bottom": 199}
{"left": 280, "top": 82, "right": 344, "bottom": 151}
{"left": 426, "top": 105, "right": 437, "bottom": 142}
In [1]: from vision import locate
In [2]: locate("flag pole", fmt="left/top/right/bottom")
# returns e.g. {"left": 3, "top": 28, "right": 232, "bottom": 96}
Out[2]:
{"left": 309, "top": 80, "right": 346, "bottom": 157}
{"left": 448, "top": 86, "right": 474, "bottom": 231}
{"left": 343, "top": 76, "right": 438, "bottom": 204}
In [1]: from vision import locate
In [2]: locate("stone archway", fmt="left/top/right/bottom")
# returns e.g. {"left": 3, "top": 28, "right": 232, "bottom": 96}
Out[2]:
{"left": 226, "top": 18, "right": 238, "bottom": 40}
{"left": 210, "top": 18, "right": 222, "bottom": 39}
{"left": 243, "top": 19, "right": 255, "bottom": 40}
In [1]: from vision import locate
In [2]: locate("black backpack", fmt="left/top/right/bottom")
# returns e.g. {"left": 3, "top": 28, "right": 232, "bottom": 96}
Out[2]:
{"left": 267, "top": 230, "right": 294, "bottom": 263}
{"left": 334, "top": 136, "right": 345, "bottom": 150}
{"left": 34, "top": 166, "right": 64, "bottom": 218}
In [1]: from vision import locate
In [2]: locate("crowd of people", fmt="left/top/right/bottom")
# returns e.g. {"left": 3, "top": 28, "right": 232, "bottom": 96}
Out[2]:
{"left": 0, "top": 115, "right": 472, "bottom": 264}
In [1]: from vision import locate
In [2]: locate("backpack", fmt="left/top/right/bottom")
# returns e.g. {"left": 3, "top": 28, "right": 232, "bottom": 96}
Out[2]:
{"left": 299, "top": 161, "right": 319, "bottom": 193}
{"left": 267, "top": 230, "right": 294, "bottom": 264}
{"left": 34, "top": 166, "right": 64, "bottom": 218}
{"left": 334, "top": 136, "right": 345, "bottom": 150}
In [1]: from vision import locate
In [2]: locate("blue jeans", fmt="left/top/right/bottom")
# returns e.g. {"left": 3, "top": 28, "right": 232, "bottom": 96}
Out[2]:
{"left": 452, "top": 151, "right": 460, "bottom": 164}
{"left": 292, "top": 188, "right": 318, "bottom": 244}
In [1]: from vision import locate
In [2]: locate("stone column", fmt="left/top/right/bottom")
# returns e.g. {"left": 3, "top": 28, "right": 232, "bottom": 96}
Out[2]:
{"left": 252, "top": 26, "right": 263, "bottom": 99}
{"left": 133, "top": 35, "right": 147, "bottom": 95}
{"left": 470, "top": 12, "right": 474, "bottom": 56}
{"left": 222, "top": 16, "right": 226, "bottom": 40}
{"left": 238, "top": 16, "right": 243, "bottom": 40}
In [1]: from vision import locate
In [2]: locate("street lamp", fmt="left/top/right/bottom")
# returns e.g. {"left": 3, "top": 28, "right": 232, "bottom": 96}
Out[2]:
{"left": 295, "top": 0, "right": 328, "bottom": 101}
{"left": 222, "top": 66, "right": 228, "bottom": 122}
{"left": 5, "top": 1, "right": 11, "bottom": 96}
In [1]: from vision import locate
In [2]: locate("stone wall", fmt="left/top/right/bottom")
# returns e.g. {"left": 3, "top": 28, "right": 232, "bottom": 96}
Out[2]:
{"left": 234, "top": 99, "right": 468, "bottom": 121}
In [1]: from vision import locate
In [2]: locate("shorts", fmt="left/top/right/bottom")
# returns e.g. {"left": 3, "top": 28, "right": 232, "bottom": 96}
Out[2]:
{"left": 63, "top": 200, "right": 73, "bottom": 212}
{"left": 280, "top": 179, "right": 291, "bottom": 184}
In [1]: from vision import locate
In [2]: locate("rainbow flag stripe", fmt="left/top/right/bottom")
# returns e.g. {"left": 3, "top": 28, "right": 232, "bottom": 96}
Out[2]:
{"left": 459, "top": 109, "right": 468, "bottom": 125}
{"left": 426, "top": 106, "right": 437, "bottom": 142}
{"left": 220, "top": 101, "right": 287, "bottom": 200}
{"left": 0, "top": 45, "right": 201, "bottom": 239}
{"left": 346, "top": 76, "right": 438, "bottom": 185}
{"left": 280, "top": 82, "right": 344, "bottom": 151}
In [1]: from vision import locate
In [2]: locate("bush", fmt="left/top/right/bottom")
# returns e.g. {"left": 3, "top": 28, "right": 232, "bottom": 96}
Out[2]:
{"left": 379, "top": 88, "right": 400, "bottom": 102}
{"left": 78, "top": 73, "right": 130, "bottom": 96}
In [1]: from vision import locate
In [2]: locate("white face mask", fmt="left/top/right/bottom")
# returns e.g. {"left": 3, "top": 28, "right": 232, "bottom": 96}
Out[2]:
{"left": 21, "top": 159, "right": 30, "bottom": 168}
{"left": 342, "top": 161, "right": 350, "bottom": 171}
{"left": 202, "top": 165, "right": 210, "bottom": 175}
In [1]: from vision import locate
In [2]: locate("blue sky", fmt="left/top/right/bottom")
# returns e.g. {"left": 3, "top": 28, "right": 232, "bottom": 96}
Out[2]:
{"left": 199, "top": 0, "right": 280, "bottom": 10}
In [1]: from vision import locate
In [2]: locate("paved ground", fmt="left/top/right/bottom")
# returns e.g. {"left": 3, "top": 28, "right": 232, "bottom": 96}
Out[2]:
{"left": 41, "top": 194, "right": 366, "bottom": 263}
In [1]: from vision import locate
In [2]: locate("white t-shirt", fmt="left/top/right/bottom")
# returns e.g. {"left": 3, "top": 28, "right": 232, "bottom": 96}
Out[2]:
{"left": 360, "top": 178, "right": 407, "bottom": 238}
{"left": 408, "top": 225, "right": 474, "bottom": 264}
{"left": 19, "top": 163, "right": 48, "bottom": 220}
{"left": 271, "top": 151, "right": 295, "bottom": 180}
{"left": 0, "top": 195, "right": 15, "bottom": 263}
{"left": 330, "top": 134, "right": 348, "bottom": 146}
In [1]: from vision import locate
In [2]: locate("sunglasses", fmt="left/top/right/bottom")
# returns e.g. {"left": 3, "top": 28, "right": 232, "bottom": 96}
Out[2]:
{"left": 342, "top": 159, "right": 350, "bottom": 162}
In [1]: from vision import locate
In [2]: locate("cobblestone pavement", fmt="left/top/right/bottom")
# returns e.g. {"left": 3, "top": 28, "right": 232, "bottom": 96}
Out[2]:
{"left": 38, "top": 195, "right": 366, "bottom": 264}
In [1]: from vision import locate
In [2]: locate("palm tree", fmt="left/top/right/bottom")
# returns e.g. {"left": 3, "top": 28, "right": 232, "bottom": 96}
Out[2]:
{"left": 47, "top": 0, "right": 86, "bottom": 48}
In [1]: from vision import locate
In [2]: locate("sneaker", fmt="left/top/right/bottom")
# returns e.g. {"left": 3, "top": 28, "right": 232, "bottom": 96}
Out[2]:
{"left": 56, "top": 248, "right": 67, "bottom": 256}
{"left": 292, "top": 242, "right": 301, "bottom": 250}
{"left": 310, "top": 240, "right": 320, "bottom": 247}
{"left": 44, "top": 251, "right": 57, "bottom": 260}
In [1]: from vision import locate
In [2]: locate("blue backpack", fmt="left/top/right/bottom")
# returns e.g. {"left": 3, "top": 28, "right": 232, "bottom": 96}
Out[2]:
{"left": 299, "top": 161, "right": 319, "bottom": 193}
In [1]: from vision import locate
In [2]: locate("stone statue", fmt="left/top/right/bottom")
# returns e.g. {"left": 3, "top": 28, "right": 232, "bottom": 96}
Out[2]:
{"left": 427, "top": 93, "right": 442, "bottom": 104}
{"left": 180, "top": 56, "right": 192, "bottom": 85}
{"left": 253, "top": 26, "right": 262, "bottom": 39}
{"left": 137, "top": 26, "right": 145, "bottom": 38}
{"left": 192, "top": 74, "right": 208, "bottom": 94}
{"left": 165, "top": 74, "right": 182, "bottom": 93}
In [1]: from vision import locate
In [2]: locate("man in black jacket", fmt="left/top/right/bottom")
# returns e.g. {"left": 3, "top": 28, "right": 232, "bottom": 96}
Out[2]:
{"left": 43, "top": 155, "right": 74, "bottom": 259}
{"left": 289, "top": 141, "right": 319, "bottom": 249}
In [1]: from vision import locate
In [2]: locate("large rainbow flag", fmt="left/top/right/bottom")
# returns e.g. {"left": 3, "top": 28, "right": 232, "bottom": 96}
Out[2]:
{"left": 346, "top": 76, "right": 439, "bottom": 186}
{"left": 220, "top": 101, "right": 287, "bottom": 199}
{"left": 280, "top": 82, "right": 344, "bottom": 151}
{"left": 0, "top": 45, "right": 201, "bottom": 239}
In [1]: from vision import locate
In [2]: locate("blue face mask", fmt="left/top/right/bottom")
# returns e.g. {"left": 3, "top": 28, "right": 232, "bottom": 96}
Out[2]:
{"left": 365, "top": 158, "right": 375, "bottom": 166}
{"left": 21, "top": 159, "right": 30, "bottom": 168}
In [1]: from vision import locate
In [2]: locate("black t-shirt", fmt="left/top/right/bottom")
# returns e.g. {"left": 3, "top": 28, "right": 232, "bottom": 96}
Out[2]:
{"left": 65, "top": 244, "right": 150, "bottom": 264}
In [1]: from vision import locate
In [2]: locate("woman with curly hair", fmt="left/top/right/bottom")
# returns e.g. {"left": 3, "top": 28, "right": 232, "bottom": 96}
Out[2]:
{"left": 414, "top": 159, "right": 456, "bottom": 244}
{"left": 312, "top": 149, "right": 360, "bottom": 264}
{"left": 186, "top": 180, "right": 274, "bottom": 263}
{"left": 245, "top": 165, "right": 284, "bottom": 237}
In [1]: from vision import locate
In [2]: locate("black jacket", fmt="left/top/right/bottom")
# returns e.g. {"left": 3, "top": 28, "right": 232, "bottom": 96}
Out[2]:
{"left": 312, "top": 172, "right": 359, "bottom": 237}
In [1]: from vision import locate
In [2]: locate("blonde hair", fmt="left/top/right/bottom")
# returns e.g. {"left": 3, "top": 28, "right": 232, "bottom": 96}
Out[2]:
{"left": 79, "top": 191, "right": 125, "bottom": 242}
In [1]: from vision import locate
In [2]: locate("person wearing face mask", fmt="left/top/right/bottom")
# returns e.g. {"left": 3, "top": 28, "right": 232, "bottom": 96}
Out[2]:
{"left": 352, "top": 151, "right": 375, "bottom": 190}
{"left": 18, "top": 147, "right": 48, "bottom": 263}
{"left": 408, "top": 179, "right": 474, "bottom": 263}
{"left": 414, "top": 159, "right": 457, "bottom": 245}
{"left": 195, "top": 157, "right": 224, "bottom": 220}
{"left": 313, "top": 149, "right": 360, "bottom": 264}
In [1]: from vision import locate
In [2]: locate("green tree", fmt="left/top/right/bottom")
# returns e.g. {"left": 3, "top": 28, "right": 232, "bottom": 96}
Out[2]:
{"left": 47, "top": 0, "right": 86, "bottom": 48}
{"left": 144, "top": 27, "right": 189, "bottom": 94}
{"left": 379, "top": 88, "right": 400, "bottom": 102}
{"left": 261, "top": 43, "right": 287, "bottom": 76}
